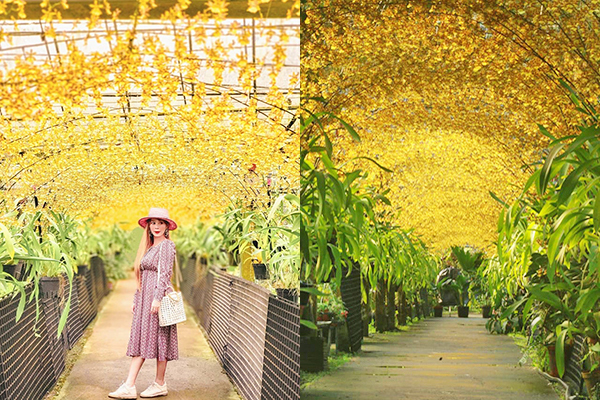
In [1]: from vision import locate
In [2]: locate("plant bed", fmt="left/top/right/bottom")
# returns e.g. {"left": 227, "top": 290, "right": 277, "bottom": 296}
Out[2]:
{"left": 457, "top": 306, "right": 469, "bottom": 318}
{"left": 433, "top": 305, "right": 443, "bottom": 318}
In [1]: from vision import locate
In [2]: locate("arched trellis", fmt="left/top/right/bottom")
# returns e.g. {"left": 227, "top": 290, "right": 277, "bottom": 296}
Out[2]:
{"left": 0, "top": 6, "right": 300, "bottom": 225}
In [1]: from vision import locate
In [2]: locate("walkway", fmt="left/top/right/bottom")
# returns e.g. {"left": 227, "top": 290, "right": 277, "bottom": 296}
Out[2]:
{"left": 302, "top": 314, "right": 559, "bottom": 400}
{"left": 53, "top": 272, "right": 240, "bottom": 400}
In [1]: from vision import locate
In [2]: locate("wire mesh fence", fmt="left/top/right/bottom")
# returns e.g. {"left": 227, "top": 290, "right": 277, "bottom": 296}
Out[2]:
{"left": 183, "top": 259, "right": 300, "bottom": 400}
{"left": 0, "top": 256, "right": 110, "bottom": 400}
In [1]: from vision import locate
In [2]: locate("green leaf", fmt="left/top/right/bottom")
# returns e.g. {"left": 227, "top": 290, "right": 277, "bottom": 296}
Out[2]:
{"left": 530, "top": 287, "right": 564, "bottom": 312}
{"left": 351, "top": 156, "right": 393, "bottom": 173}
{"left": 575, "top": 288, "right": 600, "bottom": 318}
{"left": 537, "top": 124, "right": 557, "bottom": 141}
{"left": 15, "top": 287, "right": 27, "bottom": 322}
{"left": 57, "top": 288, "right": 72, "bottom": 338}
{"left": 500, "top": 297, "right": 527, "bottom": 320}
{"left": 594, "top": 189, "right": 600, "bottom": 234}
{"left": 299, "top": 287, "right": 326, "bottom": 296}
{"left": 556, "top": 328, "right": 567, "bottom": 378}
{"left": 0, "top": 223, "right": 15, "bottom": 261}
{"left": 557, "top": 158, "right": 600, "bottom": 206}
{"left": 300, "top": 319, "right": 318, "bottom": 330}
{"left": 489, "top": 191, "right": 507, "bottom": 208}
{"left": 539, "top": 144, "right": 564, "bottom": 195}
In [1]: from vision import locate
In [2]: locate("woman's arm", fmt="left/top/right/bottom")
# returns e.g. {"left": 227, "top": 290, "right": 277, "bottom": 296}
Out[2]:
{"left": 153, "top": 240, "right": 176, "bottom": 302}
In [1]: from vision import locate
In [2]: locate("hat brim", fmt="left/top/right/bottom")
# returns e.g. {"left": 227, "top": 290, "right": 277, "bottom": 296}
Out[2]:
{"left": 138, "top": 217, "right": 178, "bottom": 231}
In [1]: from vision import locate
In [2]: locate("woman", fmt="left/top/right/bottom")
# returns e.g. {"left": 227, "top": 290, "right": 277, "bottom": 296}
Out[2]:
{"left": 109, "top": 207, "right": 179, "bottom": 399}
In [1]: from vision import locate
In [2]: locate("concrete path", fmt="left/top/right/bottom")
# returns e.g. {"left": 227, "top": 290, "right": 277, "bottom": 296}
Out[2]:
{"left": 54, "top": 272, "right": 240, "bottom": 400}
{"left": 302, "top": 314, "right": 559, "bottom": 400}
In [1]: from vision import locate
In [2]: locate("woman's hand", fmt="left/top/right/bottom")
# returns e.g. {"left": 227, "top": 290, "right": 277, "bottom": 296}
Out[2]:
{"left": 151, "top": 299, "right": 161, "bottom": 314}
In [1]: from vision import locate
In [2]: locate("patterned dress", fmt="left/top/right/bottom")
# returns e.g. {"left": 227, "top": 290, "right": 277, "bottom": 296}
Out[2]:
{"left": 126, "top": 239, "right": 179, "bottom": 361}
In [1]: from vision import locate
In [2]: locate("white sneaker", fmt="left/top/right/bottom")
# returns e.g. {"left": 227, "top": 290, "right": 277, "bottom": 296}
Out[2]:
{"left": 108, "top": 381, "right": 137, "bottom": 399}
{"left": 140, "top": 381, "right": 168, "bottom": 398}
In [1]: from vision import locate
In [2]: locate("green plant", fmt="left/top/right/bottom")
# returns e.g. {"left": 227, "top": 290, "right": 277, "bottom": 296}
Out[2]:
{"left": 490, "top": 81, "right": 600, "bottom": 379}
{"left": 0, "top": 210, "right": 76, "bottom": 340}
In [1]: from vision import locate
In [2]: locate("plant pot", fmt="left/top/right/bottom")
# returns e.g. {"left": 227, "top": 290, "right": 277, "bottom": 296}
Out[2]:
{"left": 76, "top": 265, "right": 89, "bottom": 275}
{"left": 252, "top": 263, "right": 269, "bottom": 280}
{"left": 457, "top": 306, "right": 469, "bottom": 318}
{"left": 336, "top": 320, "right": 351, "bottom": 353}
{"left": 276, "top": 288, "right": 298, "bottom": 303}
{"left": 39, "top": 276, "right": 61, "bottom": 298}
{"left": 434, "top": 305, "right": 443, "bottom": 318}
{"left": 546, "top": 344, "right": 559, "bottom": 377}
{"left": 482, "top": 305, "right": 492, "bottom": 318}
{"left": 3, "top": 263, "right": 21, "bottom": 279}
{"left": 546, "top": 343, "right": 574, "bottom": 378}
{"left": 300, "top": 336, "right": 326, "bottom": 372}
{"left": 582, "top": 369, "right": 600, "bottom": 398}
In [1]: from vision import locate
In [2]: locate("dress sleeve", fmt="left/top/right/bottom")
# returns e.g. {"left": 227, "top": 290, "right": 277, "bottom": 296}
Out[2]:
{"left": 153, "top": 240, "right": 176, "bottom": 302}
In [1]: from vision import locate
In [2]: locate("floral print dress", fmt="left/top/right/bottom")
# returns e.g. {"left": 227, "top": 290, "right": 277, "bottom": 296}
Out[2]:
{"left": 126, "top": 239, "right": 179, "bottom": 361}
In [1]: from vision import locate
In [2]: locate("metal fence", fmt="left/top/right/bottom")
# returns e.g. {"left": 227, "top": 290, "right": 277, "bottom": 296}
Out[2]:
{"left": 0, "top": 256, "right": 109, "bottom": 400}
{"left": 182, "top": 259, "right": 300, "bottom": 400}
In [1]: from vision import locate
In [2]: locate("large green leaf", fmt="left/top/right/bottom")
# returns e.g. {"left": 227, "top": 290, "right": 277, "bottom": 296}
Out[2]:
{"left": 556, "top": 328, "right": 568, "bottom": 378}
{"left": 538, "top": 144, "right": 564, "bottom": 195}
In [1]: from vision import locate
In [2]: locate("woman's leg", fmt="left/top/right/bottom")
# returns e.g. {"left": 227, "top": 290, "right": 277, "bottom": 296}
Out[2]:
{"left": 125, "top": 356, "right": 145, "bottom": 387}
{"left": 155, "top": 360, "right": 167, "bottom": 385}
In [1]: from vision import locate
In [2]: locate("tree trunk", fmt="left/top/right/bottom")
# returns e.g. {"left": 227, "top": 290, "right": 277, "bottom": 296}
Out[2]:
{"left": 375, "top": 278, "right": 387, "bottom": 332}
{"left": 414, "top": 293, "right": 422, "bottom": 320}
{"left": 403, "top": 292, "right": 411, "bottom": 323}
{"left": 386, "top": 282, "right": 397, "bottom": 330}
{"left": 397, "top": 284, "right": 407, "bottom": 326}
{"left": 420, "top": 287, "right": 430, "bottom": 317}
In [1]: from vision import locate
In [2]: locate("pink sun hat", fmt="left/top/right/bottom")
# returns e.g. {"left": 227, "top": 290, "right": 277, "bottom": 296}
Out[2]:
{"left": 138, "top": 207, "right": 178, "bottom": 231}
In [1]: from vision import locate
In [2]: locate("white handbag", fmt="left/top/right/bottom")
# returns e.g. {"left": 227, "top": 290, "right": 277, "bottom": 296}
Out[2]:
{"left": 155, "top": 242, "right": 186, "bottom": 327}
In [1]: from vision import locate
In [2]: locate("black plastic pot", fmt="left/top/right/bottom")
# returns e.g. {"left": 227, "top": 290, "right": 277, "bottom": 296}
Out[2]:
{"left": 3, "top": 263, "right": 21, "bottom": 279}
{"left": 336, "top": 320, "right": 351, "bottom": 353}
{"left": 252, "top": 263, "right": 269, "bottom": 280}
{"left": 76, "top": 264, "right": 89, "bottom": 275}
{"left": 434, "top": 305, "right": 443, "bottom": 318}
{"left": 482, "top": 305, "right": 492, "bottom": 318}
{"left": 39, "top": 276, "right": 61, "bottom": 298}
{"left": 457, "top": 306, "right": 469, "bottom": 318}
{"left": 276, "top": 288, "right": 298, "bottom": 303}
{"left": 3, "top": 261, "right": 27, "bottom": 280}
{"left": 300, "top": 336, "right": 326, "bottom": 372}
{"left": 300, "top": 282, "right": 313, "bottom": 306}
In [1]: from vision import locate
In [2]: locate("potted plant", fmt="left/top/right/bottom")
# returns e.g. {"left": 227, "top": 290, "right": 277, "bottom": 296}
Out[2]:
{"left": 316, "top": 302, "right": 331, "bottom": 321}
{"left": 252, "top": 261, "right": 269, "bottom": 280}
{"left": 450, "top": 274, "right": 470, "bottom": 318}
